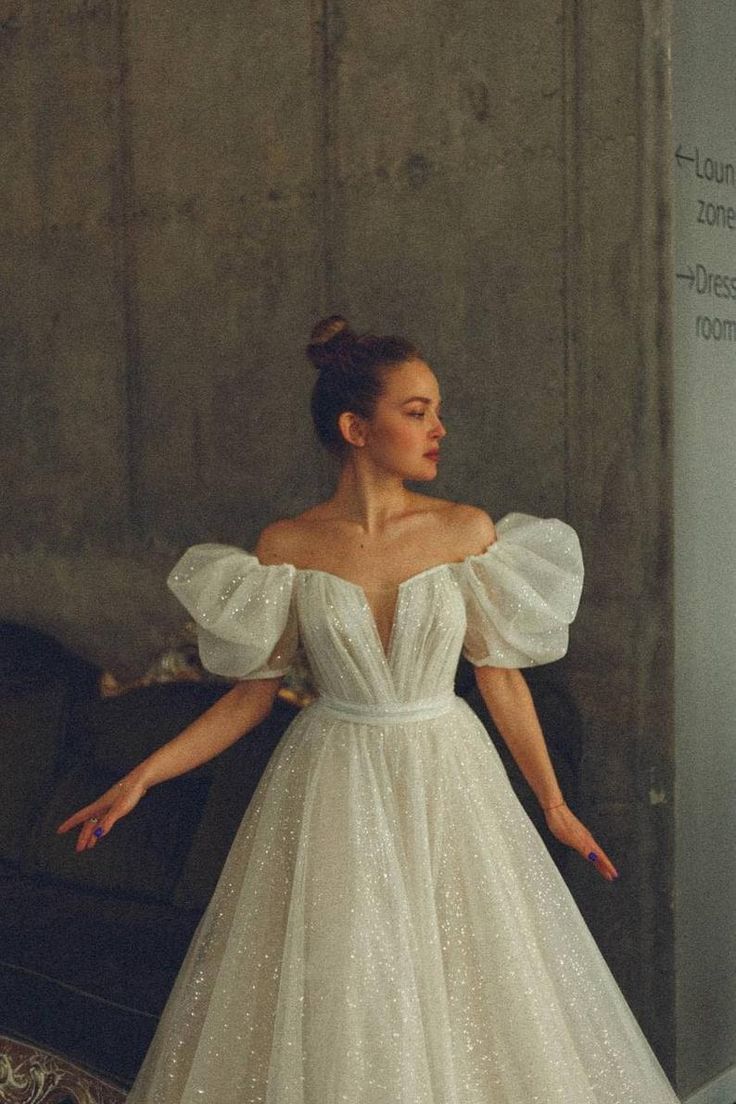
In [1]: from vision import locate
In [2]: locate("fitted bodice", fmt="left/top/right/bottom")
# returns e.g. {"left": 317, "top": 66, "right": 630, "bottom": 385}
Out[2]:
{"left": 294, "top": 565, "right": 468, "bottom": 706}
{"left": 167, "top": 513, "right": 584, "bottom": 710}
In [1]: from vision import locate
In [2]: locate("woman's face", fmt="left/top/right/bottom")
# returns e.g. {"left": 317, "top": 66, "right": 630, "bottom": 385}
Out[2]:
{"left": 346, "top": 358, "right": 446, "bottom": 480}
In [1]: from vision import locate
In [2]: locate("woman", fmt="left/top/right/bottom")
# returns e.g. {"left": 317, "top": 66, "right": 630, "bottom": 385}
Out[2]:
{"left": 58, "top": 317, "right": 679, "bottom": 1103}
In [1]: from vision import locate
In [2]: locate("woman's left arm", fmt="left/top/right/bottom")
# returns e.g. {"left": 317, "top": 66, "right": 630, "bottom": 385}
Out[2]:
{"left": 474, "top": 665, "right": 619, "bottom": 883}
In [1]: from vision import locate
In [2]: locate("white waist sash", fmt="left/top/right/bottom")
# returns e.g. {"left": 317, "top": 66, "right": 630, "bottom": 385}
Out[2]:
{"left": 314, "top": 692, "right": 458, "bottom": 725}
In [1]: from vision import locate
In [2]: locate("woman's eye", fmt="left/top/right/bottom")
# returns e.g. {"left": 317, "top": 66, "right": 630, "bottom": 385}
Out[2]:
{"left": 408, "top": 411, "right": 425, "bottom": 418}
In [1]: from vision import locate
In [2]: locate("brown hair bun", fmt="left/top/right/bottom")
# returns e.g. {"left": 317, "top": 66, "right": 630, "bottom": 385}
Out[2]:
{"left": 306, "top": 315, "right": 421, "bottom": 457}
{"left": 306, "top": 315, "right": 358, "bottom": 372}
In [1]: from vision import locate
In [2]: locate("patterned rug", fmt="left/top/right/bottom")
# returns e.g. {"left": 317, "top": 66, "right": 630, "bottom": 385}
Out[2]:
{"left": 0, "top": 1035, "right": 125, "bottom": 1104}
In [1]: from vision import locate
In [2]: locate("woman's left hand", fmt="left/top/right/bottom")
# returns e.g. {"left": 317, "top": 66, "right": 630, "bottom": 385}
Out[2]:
{"left": 544, "top": 803, "right": 619, "bottom": 882}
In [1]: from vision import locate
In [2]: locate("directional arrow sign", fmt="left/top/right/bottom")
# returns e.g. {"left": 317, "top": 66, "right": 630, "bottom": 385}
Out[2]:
{"left": 676, "top": 144, "right": 695, "bottom": 168}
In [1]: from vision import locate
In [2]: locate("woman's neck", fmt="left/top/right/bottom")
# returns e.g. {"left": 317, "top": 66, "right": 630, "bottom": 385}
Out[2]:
{"left": 327, "top": 458, "right": 414, "bottom": 535}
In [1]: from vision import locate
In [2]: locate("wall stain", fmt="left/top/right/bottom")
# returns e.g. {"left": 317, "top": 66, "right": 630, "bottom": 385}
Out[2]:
{"left": 0, "top": 12, "right": 20, "bottom": 58}
{"left": 112, "top": 0, "right": 145, "bottom": 537}
{"left": 67, "top": 0, "right": 112, "bottom": 24}
{"left": 610, "top": 239, "right": 632, "bottom": 319}
{"left": 404, "top": 153, "right": 432, "bottom": 188}
{"left": 316, "top": 2, "right": 345, "bottom": 50}
{"left": 177, "top": 194, "right": 203, "bottom": 222}
{"left": 316, "top": 0, "right": 341, "bottom": 307}
{"left": 0, "top": 13, "right": 20, "bottom": 40}
{"left": 464, "top": 79, "right": 491, "bottom": 122}
{"left": 191, "top": 410, "right": 203, "bottom": 486}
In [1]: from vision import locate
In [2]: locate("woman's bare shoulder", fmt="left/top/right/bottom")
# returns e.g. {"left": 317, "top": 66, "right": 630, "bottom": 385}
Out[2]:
{"left": 253, "top": 519, "right": 297, "bottom": 567}
{"left": 254, "top": 507, "right": 330, "bottom": 567}
{"left": 447, "top": 502, "right": 497, "bottom": 555}
{"left": 413, "top": 494, "right": 496, "bottom": 556}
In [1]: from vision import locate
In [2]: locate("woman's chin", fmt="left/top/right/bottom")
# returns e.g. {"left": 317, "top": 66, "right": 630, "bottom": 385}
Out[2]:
{"left": 392, "top": 458, "right": 439, "bottom": 482}
{"left": 411, "top": 466, "right": 439, "bottom": 482}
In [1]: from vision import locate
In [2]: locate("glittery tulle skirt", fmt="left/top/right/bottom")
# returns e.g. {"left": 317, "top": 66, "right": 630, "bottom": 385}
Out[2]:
{"left": 126, "top": 697, "right": 678, "bottom": 1103}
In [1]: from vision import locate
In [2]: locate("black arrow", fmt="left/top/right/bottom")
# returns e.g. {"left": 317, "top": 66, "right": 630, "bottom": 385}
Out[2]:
{"left": 675, "top": 265, "right": 695, "bottom": 288}
{"left": 676, "top": 144, "right": 695, "bottom": 168}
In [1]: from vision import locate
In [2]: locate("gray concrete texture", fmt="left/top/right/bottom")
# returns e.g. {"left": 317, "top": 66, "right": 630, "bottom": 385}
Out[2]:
{"left": 1, "top": 0, "right": 677, "bottom": 1082}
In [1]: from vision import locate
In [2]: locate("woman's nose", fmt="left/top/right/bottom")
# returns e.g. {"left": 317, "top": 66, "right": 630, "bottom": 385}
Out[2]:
{"left": 431, "top": 416, "right": 446, "bottom": 439}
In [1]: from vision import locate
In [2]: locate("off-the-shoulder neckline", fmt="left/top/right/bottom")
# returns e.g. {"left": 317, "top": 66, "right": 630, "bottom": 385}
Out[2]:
{"left": 244, "top": 511, "right": 563, "bottom": 588}
{"left": 255, "top": 541, "right": 498, "bottom": 591}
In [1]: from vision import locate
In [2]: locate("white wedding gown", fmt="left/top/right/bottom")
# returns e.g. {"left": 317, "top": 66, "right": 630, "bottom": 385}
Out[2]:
{"left": 126, "top": 513, "right": 679, "bottom": 1104}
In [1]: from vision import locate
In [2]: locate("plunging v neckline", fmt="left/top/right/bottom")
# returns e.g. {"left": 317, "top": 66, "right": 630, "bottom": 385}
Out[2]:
{"left": 260, "top": 542, "right": 496, "bottom": 667}
{"left": 300, "top": 562, "right": 451, "bottom": 666}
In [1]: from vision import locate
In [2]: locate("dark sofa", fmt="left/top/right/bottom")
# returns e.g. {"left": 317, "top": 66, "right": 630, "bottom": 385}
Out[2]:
{"left": 0, "top": 620, "right": 582, "bottom": 1092}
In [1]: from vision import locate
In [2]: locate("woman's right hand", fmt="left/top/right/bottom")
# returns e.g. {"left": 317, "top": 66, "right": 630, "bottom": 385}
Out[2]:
{"left": 544, "top": 802, "right": 619, "bottom": 882}
{"left": 56, "top": 778, "right": 148, "bottom": 852}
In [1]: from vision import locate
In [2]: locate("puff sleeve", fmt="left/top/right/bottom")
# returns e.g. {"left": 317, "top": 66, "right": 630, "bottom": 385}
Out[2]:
{"left": 457, "top": 513, "right": 583, "bottom": 668}
{"left": 167, "top": 544, "right": 298, "bottom": 679}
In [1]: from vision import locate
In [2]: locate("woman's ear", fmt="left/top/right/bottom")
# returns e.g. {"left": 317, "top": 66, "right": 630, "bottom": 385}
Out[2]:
{"left": 337, "top": 411, "right": 367, "bottom": 448}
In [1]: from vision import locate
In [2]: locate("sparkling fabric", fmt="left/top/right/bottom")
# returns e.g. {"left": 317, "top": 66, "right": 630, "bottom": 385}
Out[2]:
{"left": 128, "top": 513, "right": 679, "bottom": 1103}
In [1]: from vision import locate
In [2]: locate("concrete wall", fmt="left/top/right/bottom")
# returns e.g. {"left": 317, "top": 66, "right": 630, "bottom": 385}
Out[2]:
{"left": 1, "top": 0, "right": 676, "bottom": 1080}
{"left": 560, "top": 1, "right": 675, "bottom": 1076}
{"left": 672, "top": 2, "right": 736, "bottom": 1099}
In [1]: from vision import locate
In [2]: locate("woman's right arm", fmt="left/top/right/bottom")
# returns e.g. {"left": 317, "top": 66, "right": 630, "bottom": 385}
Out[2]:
{"left": 56, "top": 676, "right": 281, "bottom": 852}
